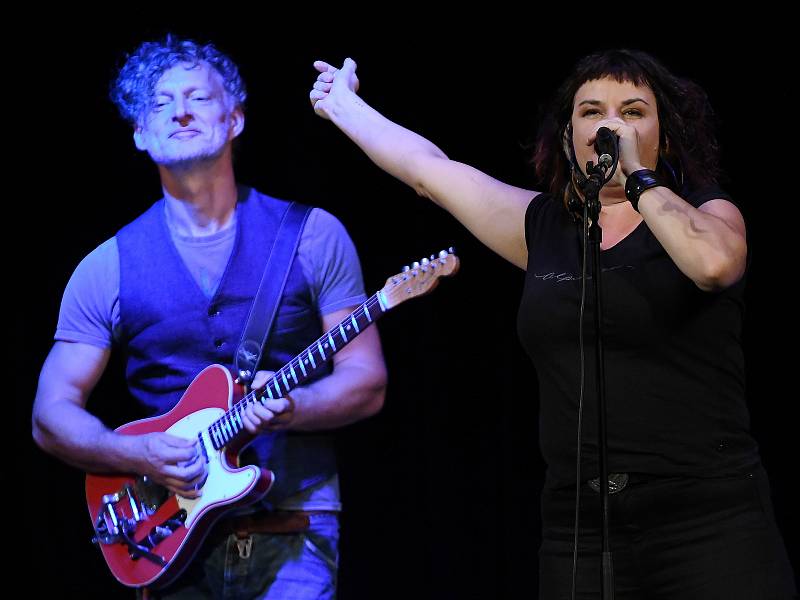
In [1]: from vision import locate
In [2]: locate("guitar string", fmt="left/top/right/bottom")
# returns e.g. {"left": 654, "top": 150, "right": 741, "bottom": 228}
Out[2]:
{"left": 206, "top": 295, "right": 384, "bottom": 444}
{"left": 206, "top": 260, "right": 455, "bottom": 444}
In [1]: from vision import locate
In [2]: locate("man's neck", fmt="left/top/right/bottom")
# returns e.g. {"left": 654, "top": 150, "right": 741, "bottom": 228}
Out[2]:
{"left": 158, "top": 152, "right": 239, "bottom": 237}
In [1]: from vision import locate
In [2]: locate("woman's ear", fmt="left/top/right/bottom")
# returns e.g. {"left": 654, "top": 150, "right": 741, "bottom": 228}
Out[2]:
{"left": 561, "top": 122, "right": 573, "bottom": 162}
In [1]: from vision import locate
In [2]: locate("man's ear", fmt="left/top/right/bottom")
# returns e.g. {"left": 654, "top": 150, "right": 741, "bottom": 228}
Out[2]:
{"left": 230, "top": 106, "right": 245, "bottom": 140}
{"left": 133, "top": 125, "right": 145, "bottom": 151}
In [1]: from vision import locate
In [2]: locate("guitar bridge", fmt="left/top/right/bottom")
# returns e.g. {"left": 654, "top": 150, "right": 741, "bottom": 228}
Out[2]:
{"left": 92, "top": 480, "right": 187, "bottom": 567}
{"left": 91, "top": 478, "right": 168, "bottom": 545}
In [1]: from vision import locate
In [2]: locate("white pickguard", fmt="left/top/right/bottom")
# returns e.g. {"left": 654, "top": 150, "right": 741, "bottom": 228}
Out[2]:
{"left": 164, "top": 408, "right": 261, "bottom": 527}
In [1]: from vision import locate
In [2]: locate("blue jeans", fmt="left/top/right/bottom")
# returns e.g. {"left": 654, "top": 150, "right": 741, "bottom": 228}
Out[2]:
{"left": 145, "top": 512, "right": 339, "bottom": 600}
{"left": 538, "top": 467, "right": 796, "bottom": 599}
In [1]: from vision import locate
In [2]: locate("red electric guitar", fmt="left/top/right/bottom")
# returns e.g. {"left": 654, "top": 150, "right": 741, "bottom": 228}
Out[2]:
{"left": 85, "top": 250, "right": 459, "bottom": 588}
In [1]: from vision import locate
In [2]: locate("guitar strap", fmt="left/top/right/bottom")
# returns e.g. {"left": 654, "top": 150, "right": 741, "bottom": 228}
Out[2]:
{"left": 234, "top": 202, "right": 313, "bottom": 387}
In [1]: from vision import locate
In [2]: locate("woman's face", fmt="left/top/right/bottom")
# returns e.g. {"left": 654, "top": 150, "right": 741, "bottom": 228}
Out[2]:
{"left": 570, "top": 77, "right": 661, "bottom": 181}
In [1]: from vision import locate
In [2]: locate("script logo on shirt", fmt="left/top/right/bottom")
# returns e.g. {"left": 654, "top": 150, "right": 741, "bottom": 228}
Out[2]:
{"left": 534, "top": 265, "right": 634, "bottom": 283}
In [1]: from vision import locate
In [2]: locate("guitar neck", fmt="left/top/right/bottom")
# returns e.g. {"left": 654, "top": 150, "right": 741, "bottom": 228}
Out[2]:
{"left": 258, "top": 291, "right": 388, "bottom": 400}
{"left": 206, "top": 249, "right": 458, "bottom": 450}
{"left": 208, "top": 292, "right": 388, "bottom": 449}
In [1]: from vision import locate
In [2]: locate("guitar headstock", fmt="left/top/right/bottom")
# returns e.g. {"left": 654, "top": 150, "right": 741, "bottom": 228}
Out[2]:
{"left": 379, "top": 248, "right": 459, "bottom": 310}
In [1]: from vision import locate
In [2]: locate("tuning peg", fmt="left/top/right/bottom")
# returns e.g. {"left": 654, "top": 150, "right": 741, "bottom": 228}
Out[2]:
{"left": 421, "top": 257, "right": 430, "bottom": 265}
{"left": 412, "top": 261, "right": 420, "bottom": 269}
{"left": 402, "top": 265, "right": 410, "bottom": 272}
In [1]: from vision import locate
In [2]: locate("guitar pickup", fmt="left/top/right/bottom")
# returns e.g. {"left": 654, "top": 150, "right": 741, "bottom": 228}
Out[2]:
{"left": 133, "top": 476, "right": 170, "bottom": 515}
{"left": 135, "top": 509, "right": 188, "bottom": 555}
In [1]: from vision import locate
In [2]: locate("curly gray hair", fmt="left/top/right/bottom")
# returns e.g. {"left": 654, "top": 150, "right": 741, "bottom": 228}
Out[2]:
{"left": 110, "top": 34, "right": 247, "bottom": 125}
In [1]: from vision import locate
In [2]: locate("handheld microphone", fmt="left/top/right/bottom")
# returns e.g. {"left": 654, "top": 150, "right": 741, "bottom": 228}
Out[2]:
{"left": 594, "top": 127, "right": 618, "bottom": 171}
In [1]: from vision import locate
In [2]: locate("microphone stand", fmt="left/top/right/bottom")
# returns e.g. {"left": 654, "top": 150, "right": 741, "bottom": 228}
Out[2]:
{"left": 578, "top": 149, "right": 616, "bottom": 600}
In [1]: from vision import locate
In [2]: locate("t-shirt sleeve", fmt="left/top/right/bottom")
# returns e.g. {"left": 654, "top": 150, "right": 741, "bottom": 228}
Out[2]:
{"left": 297, "top": 208, "right": 367, "bottom": 315}
{"left": 684, "top": 186, "right": 735, "bottom": 210}
{"left": 524, "top": 192, "right": 550, "bottom": 250}
{"left": 55, "top": 237, "right": 120, "bottom": 348}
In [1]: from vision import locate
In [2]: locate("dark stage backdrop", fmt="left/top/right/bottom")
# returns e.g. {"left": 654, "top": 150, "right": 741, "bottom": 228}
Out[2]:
{"left": 19, "top": 21, "right": 794, "bottom": 599}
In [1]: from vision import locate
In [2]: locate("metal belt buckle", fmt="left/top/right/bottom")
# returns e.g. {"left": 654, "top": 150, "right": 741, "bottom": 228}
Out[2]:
{"left": 588, "top": 472, "right": 629, "bottom": 494}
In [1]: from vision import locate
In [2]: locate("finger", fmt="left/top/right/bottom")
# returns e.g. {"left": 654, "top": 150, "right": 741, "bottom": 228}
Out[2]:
{"left": 586, "top": 120, "right": 625, "bottom": 146}
{"left": 184, "top": 466, "right": 208, "bottom": 491}
{"left": 181, "top": 457, "right": 208, "bottom": 481}
{"left": 310, "top": 90, "right": 327, "bottom": 103}
{"left": 313, "top": 81, "right": 332, "bottom": 92}
{"left": 172, "top": 480, "right": 203, "bottom": 499}
{"left": 317, "top": 71, "right": 334, "bottom": 83}
{"left": 262, "top": 397, "right": 291, "bottom": 414}
{"left": 241, "top": 410, "right": 258, "bottom": 434}
{"left": 169, "top": 466, "right": 206, "bottom": 491}
{"left": 161, "top": 476, "right": 199, "bottom": 495}
{"left": 178, "top": 452, "right": 200, "bottom": 469}
{"left": 179, "top": 440, "right": 205, "bottom": 467}
{"left": 150, "top": 438, "right": 198, "bottom": 463}
{"left": 313, "top": 60, "right": 337, "bottom": 74}
{"left": 159, "top": 458, "right": 203, "bottom": 482}
{"left": 251, "top": 370, "right": 275, "bottom": 389}
{"left": 249, "top": 402, "right": 277, "bottom": 423}
{"left": 152, "top": 448, "right": 196, "bottom": 467}
{"left": 242, "top": 404, "right": 275, "bottom": 434}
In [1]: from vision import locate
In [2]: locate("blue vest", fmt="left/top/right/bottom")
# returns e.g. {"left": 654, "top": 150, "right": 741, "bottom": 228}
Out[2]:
{"left": 116, "top": 186, "right": 335, "bottom": 504}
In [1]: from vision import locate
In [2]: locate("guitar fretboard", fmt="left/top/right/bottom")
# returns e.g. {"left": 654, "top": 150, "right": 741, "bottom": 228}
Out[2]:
{"left": 207, "top": 292, "right": 387, "bottom": 449}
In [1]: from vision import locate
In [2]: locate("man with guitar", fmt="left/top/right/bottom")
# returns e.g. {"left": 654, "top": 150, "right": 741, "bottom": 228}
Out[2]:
{"left": 32, "top": 35, "right": 387, "bottom": 599}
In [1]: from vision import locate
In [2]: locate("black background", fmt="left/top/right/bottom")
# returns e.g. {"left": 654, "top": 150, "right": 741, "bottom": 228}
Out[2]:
{"left": 19, "top": 17, "right": 795, "bottom": 599}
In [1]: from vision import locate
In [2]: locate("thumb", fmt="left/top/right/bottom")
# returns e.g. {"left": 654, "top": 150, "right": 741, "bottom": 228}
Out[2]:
{"left": 341, "top": 57, "right": 358, "bottom": 76}
{"left": 251, "top": 370, "right": 276, "bottom": 389}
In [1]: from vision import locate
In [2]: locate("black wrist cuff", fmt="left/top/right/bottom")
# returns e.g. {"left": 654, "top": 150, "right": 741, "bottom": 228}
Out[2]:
{"left": 624, "top": 169, "right": 662, "bottom": 212}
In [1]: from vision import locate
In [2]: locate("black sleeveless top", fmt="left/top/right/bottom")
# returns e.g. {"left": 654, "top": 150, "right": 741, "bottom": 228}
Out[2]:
{"left": 516, "top": 188, "right": 759, "bottom": 488}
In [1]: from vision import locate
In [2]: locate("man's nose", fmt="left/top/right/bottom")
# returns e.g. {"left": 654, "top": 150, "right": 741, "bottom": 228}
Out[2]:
{"left": 172, "top": 98, "right": 193, "bottom": 126}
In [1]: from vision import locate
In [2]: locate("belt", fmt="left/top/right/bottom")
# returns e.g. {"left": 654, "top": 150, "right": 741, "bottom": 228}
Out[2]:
{"left": 218, "top": 510, "right": 336, "bottom": 538}
{"left": 587, "top": 472, "right": 629, "bottom": 494}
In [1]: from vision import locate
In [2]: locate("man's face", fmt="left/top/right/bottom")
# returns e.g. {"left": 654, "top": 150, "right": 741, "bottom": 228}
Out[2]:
{"left": 133, "top": 62, "right": 243, "bottom": 167}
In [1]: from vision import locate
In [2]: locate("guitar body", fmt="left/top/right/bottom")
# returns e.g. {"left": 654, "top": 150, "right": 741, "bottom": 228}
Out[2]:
{"left": 84, "top": 250, "right": 459, "bottom": 589}
{"left": 85, "top": 365, "right": 274, "bottom": 588}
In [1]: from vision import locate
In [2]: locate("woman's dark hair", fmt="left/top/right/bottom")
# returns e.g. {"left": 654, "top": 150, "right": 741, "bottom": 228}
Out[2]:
{"left": 532, "top": 49, "right": 721, "bottom": 204}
